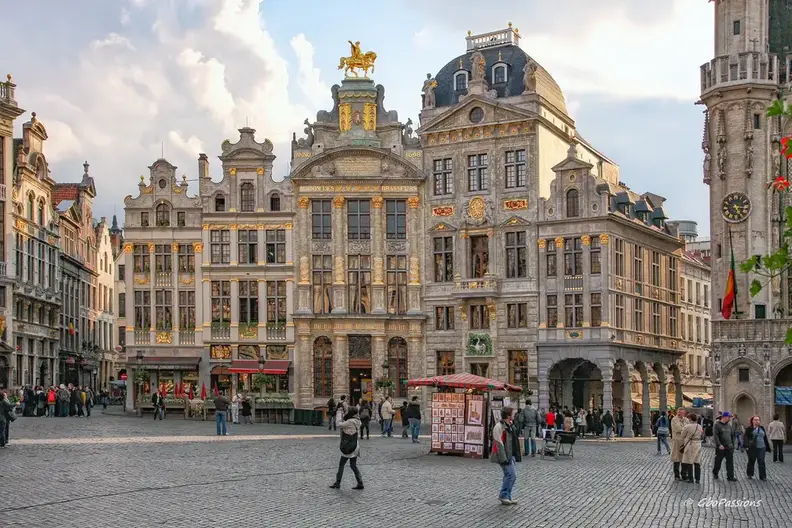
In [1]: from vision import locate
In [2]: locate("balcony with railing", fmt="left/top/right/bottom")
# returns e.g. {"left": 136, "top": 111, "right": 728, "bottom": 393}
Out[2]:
{"left": 266, "top": 323, "right": 287, "bottom": 340}
{"left": 211, "top": 322, "right": 230, "bottom": 340}
{"left": 134, "top": 329, "right": 150, "bottom": 345}
{"left": 0, "top": 261, "right": 8, "bottom": 279}
{"left": 700, "top": 52, "right": 778, "bottom": 93}
{"left": 155, "top": 272, "right": 172, "bottom": 287}
{"left": 452, "top": 277, "right": 500, "bottom": 298}
{"left": 0, "top": 75, "right": 18, "bottom": 104}
{"left": 713, "top": 318, "right": 791, "bottom": 343}
{"left": 179, "top": 330, "right": 195, "bottom": 345}
{"left": 465, "top": 26, "right": 520, "bottom": 51}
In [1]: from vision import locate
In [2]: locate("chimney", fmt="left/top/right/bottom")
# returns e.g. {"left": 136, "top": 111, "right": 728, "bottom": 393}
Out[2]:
{"left": 198, "top": 153, "right": 210, "bottom": 180}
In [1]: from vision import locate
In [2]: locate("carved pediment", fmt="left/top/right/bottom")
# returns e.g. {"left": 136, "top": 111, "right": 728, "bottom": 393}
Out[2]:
{"left": 500, "top": 215, "right": 530, "bottom": 227}
{"left": 220, "top": 127, "right": 275, "bottom": 160}
{"left": 551, "top": 156, "right": 593, "bottom": 173}
{"left": 291, "top": 147, "right": 423, "bottom": 180}
{"left": 430, "top": 221, "right": 458, "bottom": 232}
{"left": 420, "top": 96, "right": 537, "bottom": 135}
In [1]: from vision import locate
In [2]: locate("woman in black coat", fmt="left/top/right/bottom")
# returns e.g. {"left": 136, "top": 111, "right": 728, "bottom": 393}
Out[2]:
{"left": 240, "top": 397, "right": 252, "bottom": 424}
{"left": 744, "top": 415, "right": 772, "bottom": 481}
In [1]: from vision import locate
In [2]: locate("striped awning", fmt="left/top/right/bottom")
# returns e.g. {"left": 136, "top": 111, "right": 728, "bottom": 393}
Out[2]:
{"left": 407, "top": 373, "right": 522, "bottom": 392}
{"left": 228, "top": 360, "right": 260, "bottom": 374}
{"left": 261, "top": 360, "right": 290, "bottom": 375}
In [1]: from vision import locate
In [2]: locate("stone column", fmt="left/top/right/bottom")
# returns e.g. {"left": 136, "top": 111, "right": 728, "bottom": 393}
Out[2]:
{"left": 256, "top": 167, "right": 266, "bottom": 212}
{"left": 600, "top": 361, "right": 614, "bottom": 412}
{"left": 297, "top": 334, "right": 312, "bottom": 407}
{"left": 333, "top": 334, "right": 349, "bottom": 399}
{"left": 408, "top": 335, "right": 423, "bottom": 382}
{"left": 641, "top": 377, "right": 652, "bottom": 437}
{"left": 230, "top": 279, "right": 239, "bottom": 341}
{"left": 538, "top": 375, "right": 550, "bottom": 413}
{"left": 228, "top": 169, "right": 238, "bottom": 211}
{"left": 296, "top": 196, "right": 312, "bottom": 314}
{"left": 201, "top": 278, "right": 211, "bottom": 341}
{"left": 257, "top": 224, "right": 266, "bottom": 265}
{"left": 622, "top": 362, "right": 634, "bottom": 437}
{"left": 230, "top": 224, "right": 238, "bottom": 266}
{"left": 257, "top": 279, "right": 267, "bottom": 340}
{"left": 486, "top": 228, "right": 497, "bottom": 276}
{"left": 599, "top": 234, "right": 611, "bottom": 325}
{"left": 285, "top": 223, "right": 294, "bottom": 267}
{"left": 201, "top": 227, "right": 210, "bottom": 269}
{"left": 407, "top": 196, "right": 422, "bottom": 315}
{"left": 371, "top": 196, "right": 385, "bottom": 314}
{"left": 674, "top": 368, "right": 684, "bottom": 409}
{"left": 285, "top": 279, "right": 295, "bottom": 342}
{"left": 331, "top": 196, "right": 346, "bottom": 314}
{"left": 372, "top": 335, "right": 386, "bottom": 399}
{"left": 581, "top": 235, "right": 591, "bottom": 326}
{"left": 457, "top": 233, "right": 468, "bottom": 280}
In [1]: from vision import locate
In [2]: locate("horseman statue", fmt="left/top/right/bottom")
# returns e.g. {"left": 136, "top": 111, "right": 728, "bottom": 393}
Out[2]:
{"left": 338, "top": 40, "right": 377, "bottom": 78}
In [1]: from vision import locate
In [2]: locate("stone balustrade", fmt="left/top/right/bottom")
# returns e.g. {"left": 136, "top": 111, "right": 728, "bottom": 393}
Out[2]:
{"left": 700, "top": 52, "right": 779, "bottom": 93}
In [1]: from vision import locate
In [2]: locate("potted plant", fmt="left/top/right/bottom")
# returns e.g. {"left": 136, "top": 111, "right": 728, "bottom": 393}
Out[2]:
{"left": 374, "top": 377, "right": 395, "bottom": 390}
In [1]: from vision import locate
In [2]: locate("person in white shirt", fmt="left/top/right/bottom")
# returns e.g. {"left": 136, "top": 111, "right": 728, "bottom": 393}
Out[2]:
{"left": 380, "top": 396, "right": 395, "bottom": 437}
{"left": 231, "top": 393, "right": 240, "bottom": 424}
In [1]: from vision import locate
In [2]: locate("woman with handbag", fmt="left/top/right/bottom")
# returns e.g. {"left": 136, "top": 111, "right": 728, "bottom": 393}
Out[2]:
{"left": 654, "top": 411, "right": 671, "bottom": 455}
{"left": 744, "top": 415, "right": 771, "bottom": 481}
{"left": 680, "top": 413, "right": 703, "bottom": 483}
{"left": 329, "top": 407, "right": 364, "bottom": 490}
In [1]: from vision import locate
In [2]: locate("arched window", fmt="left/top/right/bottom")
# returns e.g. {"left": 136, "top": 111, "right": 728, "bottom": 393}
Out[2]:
{"left": 27, "top": 194, "right": 34, "bottom": 220}
{"left": 313, "top": 336, "right": 333, "bottom": 397}
{"left": 240, "top": 182, "right": 255, "bottom": 212}
{"left": 387, "top": 337, "right": 408, "bottom": 398}
{"left": 155, "top": 203, "right": 170, "bottom": 226}
{"left": 454, "top": 71, "right": 468, "bottom": 91}
{"left": 493, "top": 64, "right": 507, "bottom": 84}
{"left": 566, "top": 188, "right": 580, "bottom": 218}
{"left": 215, "top": 195, "right": 225, "bottom": 212}
{"left": 270, "top": 193, "right": 281, "bottom": 212}
{"left": 37, "top": 200, "right": 45, "bottom": 226}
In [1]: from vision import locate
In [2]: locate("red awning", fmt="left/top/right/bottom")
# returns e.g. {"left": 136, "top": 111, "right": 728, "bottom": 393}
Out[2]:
{"left": 228, "top": 360, "right": 260, "bottom": 374}
{"left": 407, "top": 373, "right": 522, "bottom": 392}
{"left": 262, "top": 360, "right": 291, "bottom": 375}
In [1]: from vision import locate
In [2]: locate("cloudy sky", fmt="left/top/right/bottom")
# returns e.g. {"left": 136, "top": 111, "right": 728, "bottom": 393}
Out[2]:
{"left": 1, "top": 0, "right": 713, "bottom": 231}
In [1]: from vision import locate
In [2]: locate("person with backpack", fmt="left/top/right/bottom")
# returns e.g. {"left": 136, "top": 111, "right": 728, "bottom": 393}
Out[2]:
{"left": 329, "top": 407, "right": 364, "bottom": 490}
{"left": 654, "top": 411, "right": 671, "bottom": 455}
{"left": 358, "top": 400, "right": 372, "bottom": 439}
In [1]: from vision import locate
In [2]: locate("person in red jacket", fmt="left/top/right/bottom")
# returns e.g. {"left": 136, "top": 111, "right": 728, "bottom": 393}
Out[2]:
{"left": 545, "top": 409, "right": 556, "bottom": 429}
{"left": 46, "top": 387, "right": 56, "bottom": 417}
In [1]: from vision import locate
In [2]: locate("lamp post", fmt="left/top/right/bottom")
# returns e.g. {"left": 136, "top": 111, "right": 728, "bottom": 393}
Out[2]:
{"left": 136, "top": 350, "right": 144, "bottom": 416}
{"left": 258, "top": 355, "right": 266, "bottom": 396}
{"left": 382, "top": 361, "right": 390, "bottom": 398}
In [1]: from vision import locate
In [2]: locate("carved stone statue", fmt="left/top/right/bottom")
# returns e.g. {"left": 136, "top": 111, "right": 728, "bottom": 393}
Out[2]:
{"left": 297, "top": 118, "right": 314, "bottom": 147}
{"left": 703, "top": 149, "right": 711, "bottom": 182}
{"left": 17, "top": 144, "right": 26, "bottom": 167}
{"left": 712, "top": 353, "right": 721, "bottom": 381}
{"left": 764, "top": 352, "right": 772, "bottom": 385}
{"left": 422, "top": 73, "right": 438, "bottom": 109}
{"left": 745, "top": 144, "right": 753, "bottom": 175}
{"left": 717, "top": 147, "right": 727, "bottom": 179}
{"left": 773, "top": 149, "right": 781, "bottom": 176}
{"left": 523, "top": 60, "right": 538, "bottom": 93}
{"left": 471, "top": 51, "right": 486, "bottom": 81}
{"left": 401, "top": 118, "right": 420, "bottom": 147}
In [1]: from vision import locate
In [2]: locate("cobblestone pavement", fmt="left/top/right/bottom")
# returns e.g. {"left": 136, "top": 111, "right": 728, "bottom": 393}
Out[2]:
{"left": 1, "top": 411, "right": 790, "bottom": 528}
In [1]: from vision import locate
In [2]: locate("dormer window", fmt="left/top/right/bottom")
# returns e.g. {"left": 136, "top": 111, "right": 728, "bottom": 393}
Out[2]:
{"left": 493, "top": 64, "right": 507, "bottom": 84}
{"left": 270, "top": 193, "right": 281, "bottom": 212}
{"left": 37, "top": 200, "right": 45, "bottom": 226}
{"left": 215, "top": 195, "right": 225, "bottom": 212}
{"left": 141, "top": 212, "right": 149, "bottom": 227}
{"left": 454, "top": 71, "right": 468, "bottom": 91}
{"left": 566, "top": 188, "right": 580, "bottom": 218}
{"left": 156, "top": 204, "right": 170, "bottom": 227}
{"left": 240, "top": 182, "right": 255, "bottom": 212}
{"left": 27, "top": 194, "right": 34, "bottom": 221}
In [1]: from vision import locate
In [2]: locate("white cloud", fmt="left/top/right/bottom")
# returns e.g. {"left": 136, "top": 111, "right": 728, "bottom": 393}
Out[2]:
{"left": 120, "top": 8, "right": 131, "bottom": 26}
{"left": 168, "top": 130, "right": 204, "bottom": 158}
{"left": 42, "top": 120, "right": 82, "bottom": 162}
{"left": 290, "top": 33, "right": 329, "bottom": 108}
{"left": 412, "top": 26, "right": 432, "bottom": 50}
{"left": 91, "top": 33, "right": 136, "bottom": 51}
{"left": 176, "top": 48, "right": 235, "bottom": 128}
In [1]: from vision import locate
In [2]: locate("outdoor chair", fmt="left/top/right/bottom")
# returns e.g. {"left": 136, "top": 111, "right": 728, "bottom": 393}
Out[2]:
{"left": 540, "top": 429, "right": 559, "bottom": 459}
{"left": 556, "top": 431, "right": 576, "bottom": 457}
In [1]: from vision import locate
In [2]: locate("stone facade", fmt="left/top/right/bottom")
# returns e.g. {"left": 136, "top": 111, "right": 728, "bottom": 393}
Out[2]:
{"left": 678, "top": 250, "right": 712, "bottom": 397}
{"left": 701, "top": 0, "right": 792, "bottom": 428}
{"left": 290, "top": 74, "right": 425, "bottom": 409}
{"left": 95, "top": 217, "right": 118, "bottom": 389}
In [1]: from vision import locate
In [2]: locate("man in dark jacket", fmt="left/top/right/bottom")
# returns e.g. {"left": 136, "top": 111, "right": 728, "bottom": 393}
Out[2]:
{"left": 713, "top": 412, "right": 737, "bottom": 481}
{"left": 214, "top": 391, "right": 230, "bottom": 436}
{"left": 400, "top": 401, "right": 410, "bottom": 438}
{"left": 406, "top": 396, "right": 422, "bottom": 443}
{"left": 615, "top": 407, "right": 624, "bottom": 437}
{"left": 519, "top": 401, "right": 540, "bottom": 456}
{"left": 602, "top": 410, "right": 615, "bottom": 440}
{"left": 490, "top": 406, "right": 521, "bottom": 505}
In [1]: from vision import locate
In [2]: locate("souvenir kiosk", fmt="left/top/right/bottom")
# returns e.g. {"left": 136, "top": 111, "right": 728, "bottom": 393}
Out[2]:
{"left": 407, "top": 373, "right": 522, "bottom": 459}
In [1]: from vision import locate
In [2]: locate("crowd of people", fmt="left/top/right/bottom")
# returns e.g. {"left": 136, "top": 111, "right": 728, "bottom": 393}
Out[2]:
{"left": 17, "top": 384, "right": 108, "bottom": 418}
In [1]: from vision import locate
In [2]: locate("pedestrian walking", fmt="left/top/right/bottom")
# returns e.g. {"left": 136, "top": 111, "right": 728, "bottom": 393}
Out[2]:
{"left": 378, "top": 398, "right": 385, "bottom": 434}
{"left": 731, "top": 414, "right": 744, "bottom": 451}
{"left": 491, "top": 406, "right": 520, "bottom": 506}
{"left": 329, "top": 406, "right": 364, "bottom": 490}
{"left": 241, "top": 396, "right": 253, "bottom": 424}
{"left": 151, "top": 390, "right": 164, "bottom": 420}
{"left": 214, "top": 391, "right": 230, "bottom": 436}
{"left": 544, "top": 408, "right": 556, "bottom": 431}
{"left": 615, "top": 407, "right": 624, "bottom": 437}
{"left": 744, "top": 415, "right": 771, "bottom": 481}
{"left": 327, "top": 397, "right": 337, "bottom": 430}
{"left": 400, "top": 401, "right": 410, "bottom": 438}
{"left": 767, "top": 414, "right": 786, "bottom": 463}
{"left": 671, "top": 409, "right": 690, "bottom": 480}
{"left": 0, "top": 391, "right": 14, "bottom": 447}
{"left": 46, "top": 387, "right": 56, "bottom": 417}
{"left": 602, "top": 410, "right": 614, "bottom": 440}
{"left": 407, "top": 396, "right": 421, "bottom": 443}
{"left": 358, "top": 400, "right": 371, "bottom": 439}
{"left": 575, "top": 409, "right": 586, "bottom": 438}
{"left": 231, "top": 393, "right": 240, "bottom": 424}
{"left": 380, "top": 396, "right": 395, "bottom": 437}
{"left": 680, "top": 413, "right": 703, "bottom": 484}
{"left": 654, "top": 411, "right": 671, "bottom": 455}
{"left": 519, "top": 400, "right": 540, "bottom": 456}
{"left": 713, "top": 412, "right": 737, "bottom": 481}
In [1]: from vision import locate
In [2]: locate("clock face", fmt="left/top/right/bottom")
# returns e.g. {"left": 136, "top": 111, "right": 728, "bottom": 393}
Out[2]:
{"left": 721, "top": 192, "right": 751, "bottom": 223}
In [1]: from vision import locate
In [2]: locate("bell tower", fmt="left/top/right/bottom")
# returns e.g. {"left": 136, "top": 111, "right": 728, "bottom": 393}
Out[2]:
{"left": 701, "top": 0, "right": 779, "bottom": 322}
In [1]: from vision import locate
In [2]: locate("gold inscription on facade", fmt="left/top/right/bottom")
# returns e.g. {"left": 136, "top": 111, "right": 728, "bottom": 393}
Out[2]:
{"left": 339, "top": 104, "right": 352, "bottom": 132}
{"left": 432, "top": 206, "right": 454, "bottom": 216}
{"left": 333, "top": 157, "right": 380, "bottom": 176}
{"left": 299, "top": 185, "right": 416, "bottom": 193}
{"left": 405, "top": 151, "right": 422, "bottom": 158}
{"left": 294, "top": 152, "right": 312, "bottom": 158}
{"left": 363, "top": 103, "right": 377, "bottom": 131}
{"left": 504, "top": 199, "right": 528, "bottom": 210}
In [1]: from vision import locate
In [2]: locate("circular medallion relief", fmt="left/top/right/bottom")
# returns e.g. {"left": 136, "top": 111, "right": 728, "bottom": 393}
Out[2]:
{"left": 592, "top": 203, "right": 599, "bottom": 212}
{"left": 158, "top": 179, "right": 167, "bottom": 189}
{"left": 547, "top": 207, "right": 555, "bottom": 217}
{"left": 569, "top": 172, "right": 576, "bottom": 182}
{"left": 468, "top": 197, "right": 486, "bottom": 219}
{"left": 469, "top": 107, "right": 484, "bottom": 124}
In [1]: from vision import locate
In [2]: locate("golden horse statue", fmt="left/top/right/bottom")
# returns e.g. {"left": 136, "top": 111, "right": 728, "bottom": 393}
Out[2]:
{"left": 338, "top": 40, "right": 377, "bottom": 78}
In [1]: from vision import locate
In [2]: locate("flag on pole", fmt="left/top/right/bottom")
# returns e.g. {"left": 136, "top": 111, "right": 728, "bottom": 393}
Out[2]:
{"left": 722, "top": 228, "right": 737, "bottom": 319}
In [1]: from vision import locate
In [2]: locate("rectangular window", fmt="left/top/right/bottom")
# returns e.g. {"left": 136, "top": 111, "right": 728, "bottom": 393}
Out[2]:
{"left": 634, "top": 299, "right": 644, "bottom": 332}
{"left": 178, "top": 244, "right": 195, "bottom": 273}
{"left": 155, "top": 244, "right": 172, "bottom": 272}
{"left": 615, "top": 238, "right": 625, "bottom": 277}
{"left": 470, "top": 304, "right": 489, "bottom": 330}
{"left": 738, "top": 368, "right": 749, "bottom": 383}
{"left": 650, "top": 302, "right": 661, "bottom": 335}
{"left": 504, "top": 150, "right": 526, "bottom": 188}
{"left": 591, "top": 293, "right": 602, "bottom": 327}
{"left": 141, "top": 212, "right": 149, "bottom": 227}
{"left": 633, "top": 245, "right": 644, "bottom": 284}
{"left": 211, "top": 280, "right": 231, "bottom": 324}
{"left": 681, "top": 313, "right": 686, "bottom": 340}
{"left": 155, "top": 290, "right": 173, "bottom": 330}
{"left": 119, "top": 264, "right": 126, "bottom": 280}
{"left": 687, "top": 279, "right": 693, "bottom": 303}
{"left": 615, "top": 294, "right": 624, "bottom": 328}
{"left": 753, "top": 114, "right": 760, "bottom": 130}
{"left": 435, "top": 306, "right": 454, "bottom": 330}
{"left": 347, "top": 199, "right": 371, "bottom": 240}
{"left": 265, "top": 229, "right": 286, "bottom": 264}
{"left": 177, "top": 211, "right": 185, "bottom": 227}
{"left": 386, "top": 255, "right": 407, "bottom": 314}
{"left": 210, "top": 230, "right": 231, "bottom": 264}
{"left": 505, "top": 231, "right": 527, "bottom": 278}
{"left": 467, "top": 153, "right": 488, "bottom": 191}
{"left": 385, "top": 199, "right": 407, "bottom": 240}
{"left": 507, "top": 303, "right": 528, "bottom": 328}
{"left": 433, "top": 236, "right": 454, "bottom": 282}
{"left": 564, "top": 237, "right": 583, "bottom": 275}
{"left": 696, "top": 316, "right": 702, "bottom": 343}
{"left": 238, "top": 230, "right": 258, "bottom": 264}
{"left": 651, "top": 252, "right": 660, "bottom": 287}
{"left": 669, "top": 307, "right": 677, "bottom": 337}
{"left": 311, "top": 199, "right": 332, "bottom": 240}
{"left": 688, "top": 314, "right": 693, "bottom": 341}
{"left": 564, "top": 293, "right": 583, "bottom": 328}
{"left": 266, "top": 280, "right": 287, "bottom": 326}
{"left": 347, "top": 255, "right": 371, "bottom": 314}
{"left": 118, "top": 292, "right": 126, "bottom": 318}
{"left": 733, "top": 20, "right": 741, "bottom": 35}
{"left": 437, "top": 351, "right": 455, "bottom": 376}
{"left": 179, "top": 290, "right": 195, "bottom": 330}
{"left": 238, "top": 280, "right": 259, "bottom": 324}
{"left": 696, "top": 282, "right": 702, "bottom": 305}
{"left": 133, "top": 245, "right": 150, "bottom": 273}
{"left": 668, "top": 258, "right": 677, "bottom": 302}
{"left": 508, "top": 350, "right": 528, "bottom": 386}
{"left": 312, "top": 255, "right": 333, "bottom": 314}
{"left": 547, "top": 294, "right": 558, "bottom": 327}
{"left": 118, "top": 326, "right": 126, "bottom": 348}
{"left": 133, "top": 290, "right": 151, "bottom": 329}
{"left": 546, "top": 240, "right": 557, "bottom": 277}
{"left": 433, "top": 158, "right": 454, "bottom": 196}
{"left": 590, "top": 236, "right": 601, "bottom": 274}
{"left": 755, "top": 304, "right": 766, "bottom": 319}
{"left": 704, "top": 285, "right": 709, "bottom": 308}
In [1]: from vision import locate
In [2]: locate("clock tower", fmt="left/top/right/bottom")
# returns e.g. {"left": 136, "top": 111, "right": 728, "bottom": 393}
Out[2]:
{"left": 702, "top": 0, "right": 792, "bottom": 420}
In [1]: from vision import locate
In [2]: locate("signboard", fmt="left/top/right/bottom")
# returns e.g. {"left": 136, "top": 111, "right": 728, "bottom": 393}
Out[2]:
{"left": 463, "top": 394, "right": 486, "bottom": 458}
{"left": 776, "top": 387, "right": 792, "bottom": 405}
{"left": 430, "top": 392, "right": 467, "bottom": 454}
{"left": 120, "top": 373, "right": 128, "bottom": 381}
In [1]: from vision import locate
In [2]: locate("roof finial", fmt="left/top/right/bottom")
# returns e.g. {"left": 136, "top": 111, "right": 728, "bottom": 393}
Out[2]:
{"left": 459, "top": 58, "right": 463, "bottom": 69}
{"left": 140, "top": 175, "right": 145, "bottom": 183}
{"left": 31, "top": 112, "right": 37, "bottom": 122}
{"left": 467, "top": 30, "right": 472, "bottom": 36}
{"left": 567, "top": 142, "right": 578, "bottom": 159}
{"left": 6, "top": 74, "right": 11, "bottom": 82}
{"left": 508, "top": 21, "right": 512, "bottom": 28}
{"left": 498, "top": 50, "right": 502, "bottom": 61}
{"left": 83, "top": 160, "right": 90, "bottom": 175}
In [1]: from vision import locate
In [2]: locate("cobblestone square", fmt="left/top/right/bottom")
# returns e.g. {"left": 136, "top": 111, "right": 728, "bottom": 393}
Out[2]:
{"left": 0, "top": 412, "right": 790, "bottom": 528}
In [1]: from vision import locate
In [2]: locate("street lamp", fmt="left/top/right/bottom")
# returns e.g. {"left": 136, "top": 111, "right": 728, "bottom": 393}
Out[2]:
{"left": 382, "top": 361, "right": 390, "bottom": 397}
{"left": 136, "top": 350, "right": 144, "bottom": 416}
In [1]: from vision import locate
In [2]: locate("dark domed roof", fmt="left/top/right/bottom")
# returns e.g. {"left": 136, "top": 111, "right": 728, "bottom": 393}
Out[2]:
{"left": 432, "top": 44, "right": 567, "bottom": 114}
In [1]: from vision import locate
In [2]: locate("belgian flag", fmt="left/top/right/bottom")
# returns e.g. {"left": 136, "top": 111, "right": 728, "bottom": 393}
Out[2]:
{"left": 721, "top": 228, "right": 737, "bottom": 319}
